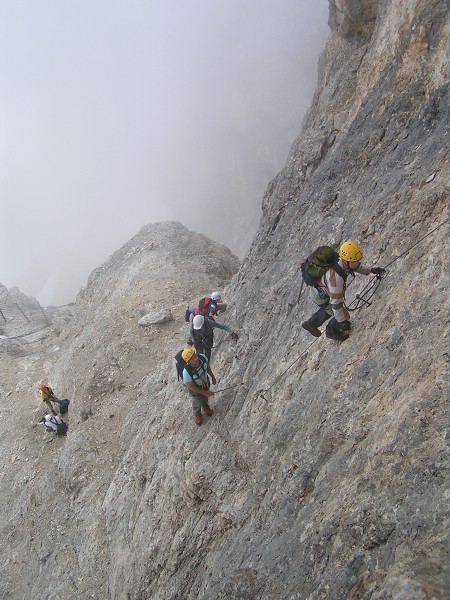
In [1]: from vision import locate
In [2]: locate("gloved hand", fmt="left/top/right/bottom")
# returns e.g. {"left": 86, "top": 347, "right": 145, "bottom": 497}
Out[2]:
{"left": 371, "top": 267, "right": 386, "bottom": 277}
{"left": 230, "top": 332, "right": 239, "bottom": 341}
{"left": 340, "top": 320, "right": 351, "bottom": 332}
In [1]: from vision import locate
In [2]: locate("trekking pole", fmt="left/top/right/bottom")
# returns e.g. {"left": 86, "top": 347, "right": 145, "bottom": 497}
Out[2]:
{"left": 288, "top": 276, "right": 304, "bottom": 312}
{"left": 296, "top": 278, "right": 305, "bottom": 304}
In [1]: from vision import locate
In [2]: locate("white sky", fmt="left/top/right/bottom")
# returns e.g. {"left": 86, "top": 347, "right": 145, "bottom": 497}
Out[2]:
{"left": 0, "top": 0, "right": 329, "bottom": 306}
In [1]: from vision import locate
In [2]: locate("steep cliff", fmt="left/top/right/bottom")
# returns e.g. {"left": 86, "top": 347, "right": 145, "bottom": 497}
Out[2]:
{"left": 0, "top": 1, "right": 449, "bottom": 599}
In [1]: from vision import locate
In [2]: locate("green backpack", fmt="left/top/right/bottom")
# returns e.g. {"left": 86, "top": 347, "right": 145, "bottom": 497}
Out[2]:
{"left": 301, "top": 246, "right": 347, "bottom": 287}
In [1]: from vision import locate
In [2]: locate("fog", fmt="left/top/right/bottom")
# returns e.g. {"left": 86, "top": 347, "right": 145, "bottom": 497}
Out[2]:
{"left": 0, "top": 0, "right": 329, "bottom": 306}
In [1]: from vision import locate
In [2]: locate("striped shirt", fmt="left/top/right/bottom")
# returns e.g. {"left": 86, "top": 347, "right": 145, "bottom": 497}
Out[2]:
{"left": 318, "top": 258, "right": 371, "bottom": 323}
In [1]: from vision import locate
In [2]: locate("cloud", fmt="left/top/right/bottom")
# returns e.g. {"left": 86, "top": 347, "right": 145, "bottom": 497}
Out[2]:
{"left": 0, "top": 0, "right": 329, "bottom": 305}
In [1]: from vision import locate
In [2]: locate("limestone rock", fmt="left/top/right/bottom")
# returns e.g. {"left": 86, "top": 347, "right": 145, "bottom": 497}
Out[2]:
{"left": 138, "top": 309, "right": 173, "bottom": 326}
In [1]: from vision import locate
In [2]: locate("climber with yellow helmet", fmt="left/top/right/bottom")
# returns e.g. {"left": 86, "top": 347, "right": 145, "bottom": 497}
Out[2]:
{"left": 302, "top": 241, "right": 385, "bottom": 341}
{"left": 180, "top": 347, "right": 217, "bottom": 425}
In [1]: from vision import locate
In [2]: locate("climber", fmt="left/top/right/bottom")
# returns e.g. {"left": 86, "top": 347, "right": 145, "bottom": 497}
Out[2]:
{"left": 211, "top": 292, "right": 227, "bottom": 315}
{"left": 40, "top": 413, "right": 68, "bottom": 436}
{"left": 302, "top": 240, "right": 385, "bottom": 341}
{"left": 195, "top": 291, "right": 227, "bottom": 319}
{"left": 181, "top": 347, "right": 216, "bottom": 425}
{"left": 190, "top": 314, "right": 238, "bottom": 361}
{"left": 207, "top": 291, "right": 227, "bottom": 317}
{"left": 39, "top": 384, "right": 63, "bottom": 416}
{"left": 185, "top": 292, "right": 227, "bottom": 326}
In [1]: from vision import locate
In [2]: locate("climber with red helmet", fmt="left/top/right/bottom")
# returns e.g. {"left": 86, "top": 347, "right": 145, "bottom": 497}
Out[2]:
{"left": 39, "top": 384, "right": 63, "bottom": 416}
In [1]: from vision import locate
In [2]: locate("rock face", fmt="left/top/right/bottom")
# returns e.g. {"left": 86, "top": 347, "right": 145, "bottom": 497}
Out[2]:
{"left": 0, "top": 2, "right": 449, "bottom": 600}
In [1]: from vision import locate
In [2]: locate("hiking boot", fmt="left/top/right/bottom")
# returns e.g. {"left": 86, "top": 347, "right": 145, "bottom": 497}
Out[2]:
{"left": 193, "top": 414, "right": 202, "bottom": 425}
{"left": 202, "top": 405, "right": 213, "bottom": 416}
{"left": 302, "top": 321, "right": 322, "bottom": 337}
{"left": 325, "top": 331, "right": 349, "bottom": 342}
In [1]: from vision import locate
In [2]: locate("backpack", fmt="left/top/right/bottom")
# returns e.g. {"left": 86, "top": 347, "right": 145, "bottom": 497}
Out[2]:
{"left": 59, "top": 399, "right": 70, "bottom": 415}
{"left": 195, "top": 296, "right": 213, "bottom": 317}
{"left": 301, "top": 246, "right": 347, "bottom": 288}
{"left": 43, "top": 415, "right": 68, "bottom": 436}
{"left": 184, "top": 306, "right": 196, "bottom": 323}
{"left": 174, "top": 351, "right": 207, "bottom": 384}
{"left": 56, "top": 421, "right": 69, "bottom": 436}
{"left": 175, "top": 350, "right": 187, "bottom": 381}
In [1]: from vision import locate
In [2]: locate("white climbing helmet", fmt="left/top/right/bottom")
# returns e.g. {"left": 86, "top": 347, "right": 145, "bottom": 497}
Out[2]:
{"left": 192, "top": 315, "right": 205, "bottom": 329}
{"left": 211, "top": 291, "right": 222, "bottom": 301}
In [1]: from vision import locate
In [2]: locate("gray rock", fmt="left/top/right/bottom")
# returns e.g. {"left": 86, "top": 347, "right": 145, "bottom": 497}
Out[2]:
{"left": 138, "top": 309, "right": 174, "bottom": 326}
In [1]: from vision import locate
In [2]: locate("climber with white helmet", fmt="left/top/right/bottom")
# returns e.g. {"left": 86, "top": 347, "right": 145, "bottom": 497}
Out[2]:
{"left": 40, "top": 413, "right": 68, "bottom": 436}
{"left": 190, "top": 313, "right": 238, "bottom": 361}
{"left": 209, "top": 291, "right": 227, "bottom": 317}
{"left": 180, "top": 347, "right": 217, "bottom": 425}
{"left": 194, "top": 291, "right": 228, "bottom": 320}
{"left": 185, "top": 291, "right": 228, "bottom": 327}
{"left": 302, "top": 240, "right": 385, "bottom": 341}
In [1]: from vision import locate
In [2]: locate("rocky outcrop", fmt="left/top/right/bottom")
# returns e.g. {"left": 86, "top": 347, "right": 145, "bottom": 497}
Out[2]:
{"left": 138, "top": 309, "right": 174, "bottom": 326}
{"left": 329, "top": 0, "right": 378, "bottom": 37}
{"left": 0, "top": 2, "right": 448, "bottom": 600}
{"left": 0, "top": 282, "right": 74, "bottom": 342}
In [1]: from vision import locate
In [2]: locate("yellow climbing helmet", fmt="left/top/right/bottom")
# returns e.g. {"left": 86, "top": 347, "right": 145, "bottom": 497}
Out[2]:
{"left": 181, "top": 348, "right": 196, "bottom": 362}
{"left": 339, "top": 240, "right": 363, "bottom": 262}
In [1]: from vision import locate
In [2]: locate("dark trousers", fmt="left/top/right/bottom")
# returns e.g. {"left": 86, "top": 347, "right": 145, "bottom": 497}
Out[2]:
{"left": 308, "top": 307, "right": 342, "bottom": 336}
{"left": 193, "top": 341, "right": 212, "bottom": 361}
